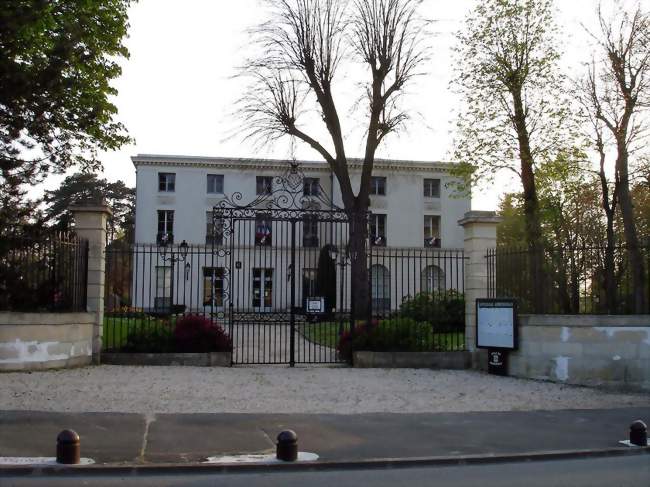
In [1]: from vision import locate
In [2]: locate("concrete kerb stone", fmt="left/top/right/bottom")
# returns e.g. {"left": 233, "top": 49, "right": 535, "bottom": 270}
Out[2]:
{"left": 101, "top": 352, "right": 232, "bottom": 367}
{"left": 1, "top": 447, "right": 648, "bottom": 477}
{"left": 353, "top": 351, "right": 471, "bottom": 369}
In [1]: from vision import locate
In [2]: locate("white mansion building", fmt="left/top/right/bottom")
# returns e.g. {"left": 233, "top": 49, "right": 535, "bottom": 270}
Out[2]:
{"left": 131, "top": 154, "right": 470, "bottom": 313}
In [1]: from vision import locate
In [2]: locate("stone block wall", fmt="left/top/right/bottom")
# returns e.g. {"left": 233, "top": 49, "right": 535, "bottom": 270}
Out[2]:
{"left": 509, "top": 314, "right": 650, "bottom": 391}
{"left": 0, "top": 312, "right": 94, "bottom": 371}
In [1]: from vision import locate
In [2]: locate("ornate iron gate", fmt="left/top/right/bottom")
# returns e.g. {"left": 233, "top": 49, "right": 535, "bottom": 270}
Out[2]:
{"left": 103, "top": 162, "right": 467, "bottom": 364}
{"left": 211, "top": 162, "right": 356, "bottom": 365}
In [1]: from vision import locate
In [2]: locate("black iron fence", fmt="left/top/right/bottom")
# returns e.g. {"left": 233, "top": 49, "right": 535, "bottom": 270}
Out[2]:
{"left": 0, "top": 233, "right": 88, "bottom": 312}
{"left": 356, "top": 247, "right": 467, "bottom": 355}
{"left": 103, "top": 241, "right": 468, "bottom": 357}
{"left": 487, "top": 243, "right": 650, "bottom": 314}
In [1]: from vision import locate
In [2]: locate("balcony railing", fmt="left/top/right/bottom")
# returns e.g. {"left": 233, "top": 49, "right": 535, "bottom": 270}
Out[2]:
{"left": 156, "top": 232, "right": 174, "bottom": 245}
{"left": 424, "top": 237, "right": 441, "bottom": 248}
{"left": 370, "top": 235, "right": 387, "bottom": 247}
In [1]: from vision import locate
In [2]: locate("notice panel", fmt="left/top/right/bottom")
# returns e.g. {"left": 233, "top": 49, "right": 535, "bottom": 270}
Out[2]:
{"left": 476, "top": 299, "right": 517, "bottom": 350}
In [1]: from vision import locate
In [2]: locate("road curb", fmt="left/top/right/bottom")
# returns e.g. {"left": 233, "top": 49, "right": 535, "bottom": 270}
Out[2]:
{"left": 1, "top": 446, "right": 649, "bottom": 477}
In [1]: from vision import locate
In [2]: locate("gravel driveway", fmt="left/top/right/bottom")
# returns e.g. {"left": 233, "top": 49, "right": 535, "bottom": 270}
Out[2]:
{"left": 1, "top": 366, "right": 647, "bottom": 414}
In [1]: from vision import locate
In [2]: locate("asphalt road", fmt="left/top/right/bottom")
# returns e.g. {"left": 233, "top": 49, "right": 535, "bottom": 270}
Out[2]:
{"left": 3, "top": 408, "right": 648, "bottom": 463}
{"left": 2, "top": 454, "right": 649, "bottom": 487}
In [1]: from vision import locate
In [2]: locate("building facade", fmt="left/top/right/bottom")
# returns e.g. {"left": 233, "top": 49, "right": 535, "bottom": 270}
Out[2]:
{"left": 128, "top": 154, "right": 470, "bottom": 314}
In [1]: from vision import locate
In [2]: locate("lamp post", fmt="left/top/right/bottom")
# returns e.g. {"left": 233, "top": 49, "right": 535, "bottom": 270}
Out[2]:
{"left": 157, "top": 236, "right": 189, "bottom": 312}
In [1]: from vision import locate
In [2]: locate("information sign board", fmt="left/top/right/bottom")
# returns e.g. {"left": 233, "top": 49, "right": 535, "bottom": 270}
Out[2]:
{"left": 476, "top": 299, "right": 517, "bottom": 350}
{"left": 306, "top": 297, "right": 325, "bottom": 314}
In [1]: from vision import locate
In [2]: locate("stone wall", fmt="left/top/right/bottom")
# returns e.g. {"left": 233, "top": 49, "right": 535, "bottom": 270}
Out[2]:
{"left": 0, "top": 312, "right": 94, "bottom": 371}
{"left": 509, "top": 314, "right": 650, "bottom": 391}
{"left": 353, "top": 351, "right": 471, "bottom": 369}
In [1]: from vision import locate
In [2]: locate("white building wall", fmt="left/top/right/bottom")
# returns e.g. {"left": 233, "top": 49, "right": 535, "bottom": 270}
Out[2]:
{"left": 130, "top": 155, "right": 470, "bottom": 313}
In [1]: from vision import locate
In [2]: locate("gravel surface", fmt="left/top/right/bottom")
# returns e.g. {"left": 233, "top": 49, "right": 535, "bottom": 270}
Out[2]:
{"left": 1, "top": 366, "right": 648, "bottom": 414}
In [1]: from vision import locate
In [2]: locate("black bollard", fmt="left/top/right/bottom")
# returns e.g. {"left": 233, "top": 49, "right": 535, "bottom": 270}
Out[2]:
{"left": 629, "top": 420, "right": 648, "bottom": 447}
{"left": 276, "top": 430, "right": 298, "bottom": 462}
{"left": 56, "top": 429, "right": 80, "bottom": 464}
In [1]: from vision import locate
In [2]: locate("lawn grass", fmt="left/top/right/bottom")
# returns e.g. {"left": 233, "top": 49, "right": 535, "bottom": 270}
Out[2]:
{"left": 103, "top": 315, "right": 174, "bottom": 350}
{"left": 299, "top": 320, "right": 351, "bottom": 349}
{"left": 299, "top": 319, "right": 465, "bottom": 351}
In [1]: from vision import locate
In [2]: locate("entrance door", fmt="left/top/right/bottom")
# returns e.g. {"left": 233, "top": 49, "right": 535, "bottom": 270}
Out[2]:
{"left": 252, "top": 268, "right": 273, "bottom": 311}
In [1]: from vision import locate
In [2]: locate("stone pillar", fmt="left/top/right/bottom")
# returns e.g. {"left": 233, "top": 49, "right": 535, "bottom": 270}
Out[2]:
{"left": 458, "top": 211, "right": 501, "bottom": 367}
{"left": 70, "top": 204, "right": 112, "bottom": 364}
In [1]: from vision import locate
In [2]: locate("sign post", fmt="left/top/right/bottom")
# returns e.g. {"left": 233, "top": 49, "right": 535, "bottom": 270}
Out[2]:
{"left": 305, "top": 297, "right": 325, "bottom": 322}
{"left": 476, "top": 299, "right": 517, "bottom": 376}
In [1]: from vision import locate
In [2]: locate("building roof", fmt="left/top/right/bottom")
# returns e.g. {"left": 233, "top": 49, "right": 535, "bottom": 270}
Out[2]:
{"left": 131, "top": 154, "right": 459, "bottom": 174}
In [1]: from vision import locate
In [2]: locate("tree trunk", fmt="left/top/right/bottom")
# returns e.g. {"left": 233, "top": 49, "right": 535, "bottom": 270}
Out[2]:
{"left": 512, "top": 90, "right": 545, "bottom": 312}
{"left": 616, "top": 144, "right": 647, "bottom": 312}
{"left": 603, "top": 212, "right": 617, "bottom": 312}
{"left": 348, "top": 199, "right": 370, "bottom": 322}
{"left": 596, "top": 143, "right": 617, "bottom": 313}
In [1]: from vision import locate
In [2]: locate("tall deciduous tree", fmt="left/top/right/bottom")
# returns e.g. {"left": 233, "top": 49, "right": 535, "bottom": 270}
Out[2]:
{"left": 497, "top": 153, "right": 606, "bottom": 313}
{"left": 452, "top": 0, "right": 572, "bottom": 311}
{"left": 579, "top": 2, "right": 649, "bottom": 312}
{"left": 237, "top": 0, "right": 428, "bottom": 316}
{"left": 0, "top": 0, "right": 133, "bottom": 230}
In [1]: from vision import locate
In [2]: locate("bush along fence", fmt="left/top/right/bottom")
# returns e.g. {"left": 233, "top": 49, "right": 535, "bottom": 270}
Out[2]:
{"left": 487, "top": 243, "right": 650, "bottom": 315}
{"left": 0, "top": 232, "right": 88, "bottom": 312}
{"left": 336, "top": 248, "right": 467, "bottom": 361}
{"left": 101, "top": 316, "right": 231, "bottom": 368}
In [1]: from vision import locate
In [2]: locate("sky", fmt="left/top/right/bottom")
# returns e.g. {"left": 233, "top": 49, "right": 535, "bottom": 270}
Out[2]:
{"left": 35, "top": 0, "right": 611, "bottom": 210}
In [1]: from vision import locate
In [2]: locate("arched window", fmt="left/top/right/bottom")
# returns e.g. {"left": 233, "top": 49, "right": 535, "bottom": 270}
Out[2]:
{"left": 421, "top": 265, "right": 445, "bottom": 293}
{"left": 371, "top": 264, "right": 391, "bottom": 313}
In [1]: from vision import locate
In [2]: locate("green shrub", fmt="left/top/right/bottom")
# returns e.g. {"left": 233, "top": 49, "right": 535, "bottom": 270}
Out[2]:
{"left": 337, "top": 318, "right": 435, "bottom": 360}
{"left": 398, "top": 290, "right": 464, "bottom": 332}
{"left": 122, "top": 323, "right": 174, "bottom": 353}
{"left": 119, "top": 315, "right": 233, "bottom": 353}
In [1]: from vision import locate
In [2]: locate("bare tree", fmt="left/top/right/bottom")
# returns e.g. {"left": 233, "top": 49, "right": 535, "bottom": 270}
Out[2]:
{"left": 582, "top": 2, "right": 650, "bottom": 312}
{"left": 576, "top": 66, "right": 620, "bottom": 313}
{"left": 238, "top": 0, "right": 428, "bottom": 316}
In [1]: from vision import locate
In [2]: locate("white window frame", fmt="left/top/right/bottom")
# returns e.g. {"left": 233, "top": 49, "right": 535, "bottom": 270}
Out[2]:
{"left": 157, "top": 210, "right": 174, "bottom": 244}
{"left": 203, "top": 267, "right": 225, "bottom": 307}
{"left": 370, "top": 213, "right": 387, "bottom": 246}
{"left": 154, "top": 265, "right": 172, "bottom": 310}
{"left": 370, "top": 176, "right": 386, "bottom": 196}
{"left": 158, "top": 172, "right": 176, "bottom": 192}
{"left": 256, "top": 176, "right": 273, "bottom": 195}
{"left": 424, "top": 215, "right": 441, "bottom": 247}
{"left": 206, "top": 211, "right": 224, "bottom": 245}
{"left": 423, "top": 178, "right": 440, "bottom": 198}
{"left": 303, "top": 177, "right": 320, "bottom": 196}
{"left": 207, "top": 174, "right": 224, "bottom": 194}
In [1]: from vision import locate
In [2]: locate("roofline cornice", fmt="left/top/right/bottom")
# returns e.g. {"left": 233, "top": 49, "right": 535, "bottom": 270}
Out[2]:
{"left": 131, "top": 154, "right": 459, "bottom": 174}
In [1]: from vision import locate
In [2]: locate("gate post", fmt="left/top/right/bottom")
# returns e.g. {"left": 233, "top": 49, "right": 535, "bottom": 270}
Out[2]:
{"left": 458, "top": 211, "right": 501, "bottom": 369}
{"left": 70, "top": 202, "right": 112, "bottom": 365}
